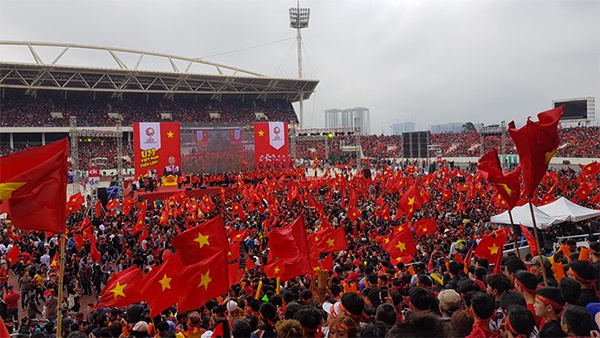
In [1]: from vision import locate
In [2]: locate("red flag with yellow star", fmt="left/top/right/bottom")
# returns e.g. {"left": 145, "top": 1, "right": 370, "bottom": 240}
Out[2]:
{"left": 508, "top": 107, "right": 562, "bottom": 198}
{"left": 67, "top": 192, "right": 85, "bottom": 213}
{"left": 413, "top": 217, "right": 437, "bottom": 237}
{"left": 398, "top": 183, "right": 423, "bottom": 219}
{"left": 0, "top": 139, "right": 68, "bottom": 233}
{"left": 6, "top": 245, "right": 20, "bottom": 267}
{"left": 474, "top": 228, "right": 508, "bottom": 262}
{"left": 316, "top": 227, "right": 348, "bottom": 254}
{"left": 176, "top": 251, "right": 229, "bottom": 313}
{"left": 266, "top": 215, "right": 311, "bottom": 281}
{"left": 263, "top": 259, "right": 286, "bottom": 279}
{"left": 171, "top": 215, "right": 230, "bottom": 265}
{"left": 384, "top": 228, "right": 417, "bottom": 258}
{"left": 98, "top": 266, "right": 144, "bottom": 308}
{"left": 50, "top": 253, "right": 60, "bottom": 271}
{"left": 140, "top": 251, "right": 184, "bottom": 317}
{"left": 477, "top": 149, "right": 522, "bottom": 209}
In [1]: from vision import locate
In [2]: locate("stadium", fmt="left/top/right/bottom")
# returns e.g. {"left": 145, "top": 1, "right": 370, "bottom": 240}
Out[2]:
{"left": 1, "top": 37, "right": 600, "bottom": 338}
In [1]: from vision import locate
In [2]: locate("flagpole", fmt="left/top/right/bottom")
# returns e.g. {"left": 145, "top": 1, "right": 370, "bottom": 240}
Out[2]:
{"left": 56, "top": 232, "right": 67, "bottom": 337}
{"left": 528, "top": 200, "right": 548, "bottom": 286}
{"left": 507, "top": 209, "right": 521, "bottom": 260}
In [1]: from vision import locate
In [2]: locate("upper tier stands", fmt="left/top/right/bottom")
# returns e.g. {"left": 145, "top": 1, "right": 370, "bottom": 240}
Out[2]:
{"left": 0, "top": 95, "right": 298, "bottom": 127}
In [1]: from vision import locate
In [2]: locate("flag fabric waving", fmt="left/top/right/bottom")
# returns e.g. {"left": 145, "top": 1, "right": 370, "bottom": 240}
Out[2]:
{"left": 176, "top": 251, "right": 229, "bottom": 313}
{"left": 140, "top": 251, "right": 185, "bottom": 317}
{"left": 413, "top": 217, "right": 437, "bottom": 237}
{"left": 520, "top": 224, "right": 538, "bottom": 257}
{"left": 266, "top": 215, "right": 311, "bottom": 281}
{"left": 508, "top": 107, "right": 562, "bottom": 198}
{"left": 171, "top": 215, "right": 230, "bottom": 265}
{"left": 384, "top": 229, "right": 417, "bottom": 258}
{"left": 474, "top": 228, "right": 509, "bottom": 262}
{"left": 0, "top": 139, "right": 69, "bottom": 233}
{"left": 99, "top": 266, "right": 144, "bottom": 308}
{"left": 477, "top": 149, "right": 522, "bottom": 209}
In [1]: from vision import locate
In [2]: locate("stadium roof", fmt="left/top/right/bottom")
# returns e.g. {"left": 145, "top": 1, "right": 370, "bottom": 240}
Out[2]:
{"left": 0, "top": 41, "right": 318, "bottom": 102}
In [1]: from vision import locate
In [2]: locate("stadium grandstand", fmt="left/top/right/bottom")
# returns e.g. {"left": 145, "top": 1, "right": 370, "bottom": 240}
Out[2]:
{"left": 0, "top": 41, "right": 319, "bottom": 169}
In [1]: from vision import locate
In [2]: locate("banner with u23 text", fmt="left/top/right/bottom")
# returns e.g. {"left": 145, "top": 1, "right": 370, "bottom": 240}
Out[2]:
{"left": 133, "top": 122, "right": 181, "bottom": 179}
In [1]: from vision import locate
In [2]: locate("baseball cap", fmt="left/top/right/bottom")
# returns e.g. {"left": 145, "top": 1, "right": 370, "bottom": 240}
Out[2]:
{"left": 525, "top": 256, "right": 551, "bottom": 269}
{"left": 438, "top": 289, "right": 461, "bottom": 311}
{"left": 322, "top": 301, "right": 340, "bottom": 319}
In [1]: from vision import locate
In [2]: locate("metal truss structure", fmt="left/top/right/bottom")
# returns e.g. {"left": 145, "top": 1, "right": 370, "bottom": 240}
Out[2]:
{"left": 0, "top": 41, "right": 318, "bottom": 102}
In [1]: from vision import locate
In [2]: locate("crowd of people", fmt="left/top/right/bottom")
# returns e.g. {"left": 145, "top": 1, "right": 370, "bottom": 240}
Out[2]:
{"left": 0, "top": 95, "right": 298, "bottom": 128}
{"left": 0, "top": 157, "right": 599, "bottom": 337}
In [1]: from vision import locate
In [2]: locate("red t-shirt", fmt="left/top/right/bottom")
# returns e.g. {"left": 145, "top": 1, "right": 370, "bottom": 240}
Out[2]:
{"left": 3, "top": 291, "right": 20, "bottom": 309}
{"left": 526, "top": 303, "right": 543, "bottom": 328}
{"left": 0, "top": 268, "right": 8, "bottom": 283}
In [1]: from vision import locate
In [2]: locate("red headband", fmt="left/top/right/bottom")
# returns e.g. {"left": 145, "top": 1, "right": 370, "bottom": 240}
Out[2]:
{"left": 535, "top": 294, "right": 563, "bottom": 312}
{"left": 506, "top": 315, "right": 528, "bottom": 338}
{"left": 515, "top": 280, "right": 536, "bottom": 295}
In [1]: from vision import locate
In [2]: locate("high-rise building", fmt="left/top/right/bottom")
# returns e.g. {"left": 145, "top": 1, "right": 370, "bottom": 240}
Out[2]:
{"left": 324, "top": 107, "right": 370, "bottom": 135}
{"left": 391, "top": 122, "right": 415, "bottom": 135}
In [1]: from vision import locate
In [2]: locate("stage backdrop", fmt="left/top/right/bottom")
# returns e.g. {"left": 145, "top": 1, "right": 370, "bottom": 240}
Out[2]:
{"left": 133, "top": 122, "right": 181, "bottom": 179}
{"left": 254, "top": 122, "right": 289, "bottom": 169}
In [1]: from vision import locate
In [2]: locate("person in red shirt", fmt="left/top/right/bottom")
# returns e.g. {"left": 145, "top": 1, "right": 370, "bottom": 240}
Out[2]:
{"left": 513, "top": 271, "right": 543, "bottom": 329}
{"left": 3, "top": 285, "right": 20, "bottom": 323}
{"left": 466, "top": 292, "right": 499, "bottom": 338}
{"left": 0, "top": 263, "right": 8, "bottom": 291}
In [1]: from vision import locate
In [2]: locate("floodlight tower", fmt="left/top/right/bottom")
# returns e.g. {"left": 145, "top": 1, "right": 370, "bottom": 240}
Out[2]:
{"left": 289, "top": 1, "right": 310, "bottom": 129}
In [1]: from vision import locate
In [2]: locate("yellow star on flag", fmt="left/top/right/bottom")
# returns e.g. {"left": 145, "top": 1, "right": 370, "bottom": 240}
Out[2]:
{"left": 0, "top": 182, "right": 26, "bottom": 202}
{"left": 273, "top": 266, "right": 281, "bottom": 275}
{"left": 258, "top": 130, "right": 265, "bottom": 137}
{"left": 421, "top": 227, "right": 427, "bottom": 234}
{"left": 158, "top": 273, "right": 172, "bottom": 291}
{"left": 326, "top": 238, "right": 335, "bottom": 247}
{"left": 110, "top": 282, "right": 127, "bottom": 299}
{"left": 313, "top": 266, "right": 321, "bottom": 272}
{"left": 545, "top": 148, "right": 557, "bottom": 164}
{"left": 408, "top": 197, "right": 415, "bottom": 205}
{"left": 314, "top": 236, "right": 320, "bottom": 242}
{"left": 197, "top": 270, "right": 211, "bottom": 290}
{"left": 396, "top": 241, "right": 406, "bottom": 252}
{"left": 194, "top": 232, "right": 210, "bottom": 248}
{"left": 397, "top": 226, "right": 404, "bottom": 232}
{"left": 489, "top": 243, "right": 499, "bottom": 255}
{"left": 384, "top": 237, "right": 390, "bottom": 244}
{"left": 497, "top": 183, "right": 512, "bottom": 196}
{"left": 167, "top": 130, "right": 174, "bottom": 138}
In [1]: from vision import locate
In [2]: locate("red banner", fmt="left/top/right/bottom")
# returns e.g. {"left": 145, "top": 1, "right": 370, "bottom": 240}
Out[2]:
{"left": 254, "top": 122, "right": 289, "bottom": 169}
{"left": 133, "top": 122, "right": 181, "bottom": 180}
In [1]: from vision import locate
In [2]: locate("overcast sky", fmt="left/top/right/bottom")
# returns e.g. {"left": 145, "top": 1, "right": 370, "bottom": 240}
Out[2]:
{"left": 1, "top": 0, "right": 598, "bottom": 134}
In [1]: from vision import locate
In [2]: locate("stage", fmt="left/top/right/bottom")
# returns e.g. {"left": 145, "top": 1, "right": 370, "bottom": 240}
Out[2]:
{"left": 134, "top": 184, "right": 238, "bottom": 202}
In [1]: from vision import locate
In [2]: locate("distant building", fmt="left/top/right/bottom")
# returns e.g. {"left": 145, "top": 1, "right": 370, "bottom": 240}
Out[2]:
{"left": 429, "top": 122, "right": 483, "bottom": 134}
{"left": 392, "top": 122, "right": 415, "bottom": 135}
{"left": 325, "top": 107, "right": 370, "bottom": 135}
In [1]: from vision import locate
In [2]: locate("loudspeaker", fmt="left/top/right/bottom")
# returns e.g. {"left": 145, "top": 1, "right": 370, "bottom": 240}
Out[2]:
{"left": 363, "top": 168, "right": 372, "bottom": 179}
{"left": 97, "top": 187, "right": 108, "bottom": 206}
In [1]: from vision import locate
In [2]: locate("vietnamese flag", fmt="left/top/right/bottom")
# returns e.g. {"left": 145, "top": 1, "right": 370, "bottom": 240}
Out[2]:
{"left": 576, "top": 182, "right": 592, "bottom": 201}
{"left": 347, "top": 207, "right": 360, "bottom": 223}
{"left": 508, "top": 107, "right": 562, "bottom": 198}
{"left": 474, "top": 228, "right": 508, "bottom": 262}
{"left": 171, "top": 215, "right": 230, "bottom": 265}
{"left": 580, "top": 161, "right": 600, "bottom": 177}
{"left": 99, "top": 266, "right": 144, "bottom": 308}
{"left": 230, "top": 229, "right": 248, "bottom": 243}
{"left": 414, "top": 217, "right": 437, "bottom": 237}
{"left": 477, "top": 149, "right": 522, "bottom": 209}
{"left": 520, "top": 224, "right": 538, "bottom": 256}
{"left": 232, "top": 202, "right": 246, "bottom": 219}
{"left": 50, "top": 253, "right": 60, "bottom": 271}
{"left": 67, "top": 192, "right": 85, "bottom": 213}
{"left": 266, "top": 215, "right": 311, "bottom": 281}
{"left": 399, "top": 183, "right": 423, "bottom": 219}
{"left": 140, "top": 251, "right": 185, "bottom": 317}
{"left": 6, "top": 245, "right": 20, "bottom": 266}
{"left": 176, "top": 251, "right": 229, "bottom": 313}
{"left": 254, "top": 122, "right": 289, "bottom": 169}
{"left": 87, "top": 232, "right": 101, "bottom": 262}
{"left": 319, "top": 227, "right": 348, "bottom": 253}
{"left": 0, "top": 139, "right": 69, "bottom": 233}
{"left": 384, "top": 229, "right": 417, "bottom": 257}
{"left": 263, "top": 259, "right": 286, "bottom": 279}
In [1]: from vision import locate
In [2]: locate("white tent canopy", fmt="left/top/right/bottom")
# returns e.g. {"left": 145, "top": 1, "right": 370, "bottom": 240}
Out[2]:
{"left": 538, "top": 197, "right": 600, "bottom": 222}
{"left": 490, "top": 204, "right": 567, "bottom": 229}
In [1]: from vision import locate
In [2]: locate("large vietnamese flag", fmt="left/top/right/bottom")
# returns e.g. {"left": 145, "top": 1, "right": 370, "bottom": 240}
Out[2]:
{"left": 0, "top": 139, "right": 69, "bottom": 233}
{"left": 133, "top": 122, "right": 181, "bottom": 179}
{"left": 254, "top": 122, "right": 289, "bottom": 168}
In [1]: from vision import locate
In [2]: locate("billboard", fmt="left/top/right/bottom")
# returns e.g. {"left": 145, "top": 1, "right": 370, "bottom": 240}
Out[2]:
{"left": 133, "top": 122, "right": 181, "bottom": 180}
{"left": 553, "top": 97, "right": 595, "bottom": 122}
{"left": 254, "top": 122, "right": 291, "bottom": 169}
{"left": 180, "top": 125, "right": 254, "bottom": 174}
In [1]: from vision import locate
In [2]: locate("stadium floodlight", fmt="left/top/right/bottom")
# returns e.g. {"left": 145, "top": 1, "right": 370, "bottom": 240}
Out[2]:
{"left": 289, "top": 1, "right": 310, "bottom": 129}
